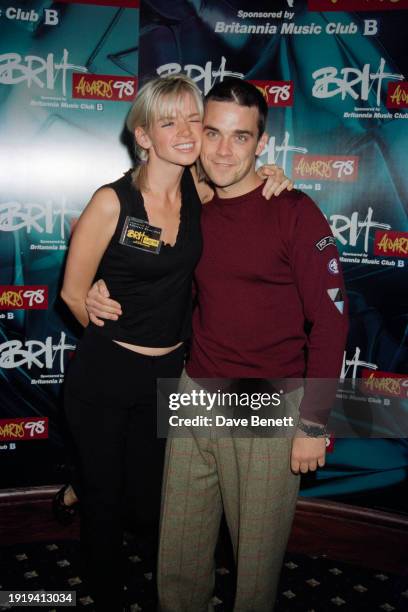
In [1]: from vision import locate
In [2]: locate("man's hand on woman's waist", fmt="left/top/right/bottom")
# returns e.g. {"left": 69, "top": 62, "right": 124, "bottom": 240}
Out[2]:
{"left": 85, "top": 279, "right": 123, "bottom": 326}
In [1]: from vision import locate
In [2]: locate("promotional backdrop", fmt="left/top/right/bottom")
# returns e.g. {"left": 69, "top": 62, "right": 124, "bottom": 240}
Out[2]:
{"left": 138, "top": 0, "right": 408, "bottom": 512}
{"left": 0, "top": 0, "right": 139, "bottom": 486}
{"left": 0, "top": 0, "right": 407, "bottom": 514}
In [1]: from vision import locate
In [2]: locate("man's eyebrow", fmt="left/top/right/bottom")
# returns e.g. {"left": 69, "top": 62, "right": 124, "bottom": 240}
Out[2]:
{"left": 233, "top": 129, "right": 254, "bottom": 136}
{"left": 203, "top": 125, "right": 255, "bottom": 137}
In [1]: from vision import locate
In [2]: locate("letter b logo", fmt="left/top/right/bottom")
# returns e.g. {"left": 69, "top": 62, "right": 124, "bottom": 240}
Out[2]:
{"left": 363, "top": 20, "right": 378, "bottom": 36}
{"left": 44, "top": 9, "right": 59, "bottom": 25}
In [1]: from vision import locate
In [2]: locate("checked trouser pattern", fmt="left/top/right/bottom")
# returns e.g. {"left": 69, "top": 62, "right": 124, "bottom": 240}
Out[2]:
{"left": 158, "top": 370, "right": 302, "bottom": 612}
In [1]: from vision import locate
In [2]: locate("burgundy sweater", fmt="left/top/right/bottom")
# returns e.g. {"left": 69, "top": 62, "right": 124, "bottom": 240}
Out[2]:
{"left": 186, "top": 184, "right": 349, "bottom": 425}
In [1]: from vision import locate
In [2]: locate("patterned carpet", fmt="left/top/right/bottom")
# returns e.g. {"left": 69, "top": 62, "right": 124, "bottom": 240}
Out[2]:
{"left": 0, "top": 534, "right": 407, "bottom": 611}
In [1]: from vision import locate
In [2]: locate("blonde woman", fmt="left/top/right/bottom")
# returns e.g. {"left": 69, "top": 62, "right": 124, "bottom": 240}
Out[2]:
{"left": 60, "top": 75, "right": 290, "bottom": 611}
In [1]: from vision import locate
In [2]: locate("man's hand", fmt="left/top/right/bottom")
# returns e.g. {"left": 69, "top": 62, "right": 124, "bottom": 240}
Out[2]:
{"left": 85, "top": 279, "right": 122, "bottom": 326}
{"left": 291, "top": 435, "right": 326, "bottom": 474}
{"left": 257, "top": 164, "right": 294, "bottom": 199}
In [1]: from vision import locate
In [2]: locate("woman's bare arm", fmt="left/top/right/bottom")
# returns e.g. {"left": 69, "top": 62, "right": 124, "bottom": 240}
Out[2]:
{"left": 60, "top": 187, "right": 119, "bottom": 327}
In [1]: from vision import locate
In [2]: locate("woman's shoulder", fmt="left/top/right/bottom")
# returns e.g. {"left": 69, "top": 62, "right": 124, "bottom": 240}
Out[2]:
{"left": 86, "top": 184, "right": 121, "bottom": 222}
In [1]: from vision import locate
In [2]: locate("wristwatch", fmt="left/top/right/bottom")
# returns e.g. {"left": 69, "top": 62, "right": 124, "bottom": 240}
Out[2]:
{"left": 297, "top": 420, "right": 328, "bottom": 438}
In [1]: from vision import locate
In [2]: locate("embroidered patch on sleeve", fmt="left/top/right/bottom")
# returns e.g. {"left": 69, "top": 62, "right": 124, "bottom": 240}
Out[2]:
{"left": 328, "top": 258, "right": 339, "bottom": 274}
{"left": 327, "top": 288, "right": 344, "bottom": 314}
{"left": 316, "top": 236, "right": 336, "bottom": 251}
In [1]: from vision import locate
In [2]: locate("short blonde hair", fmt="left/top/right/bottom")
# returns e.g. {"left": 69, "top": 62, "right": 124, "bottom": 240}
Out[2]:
{"left": 126, "top": 75, "right": 204, "bottom": 190}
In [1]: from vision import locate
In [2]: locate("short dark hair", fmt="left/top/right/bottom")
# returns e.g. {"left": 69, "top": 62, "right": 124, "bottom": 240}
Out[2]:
{"left": 204, "top": 77, "right": 268, "bottom": 138}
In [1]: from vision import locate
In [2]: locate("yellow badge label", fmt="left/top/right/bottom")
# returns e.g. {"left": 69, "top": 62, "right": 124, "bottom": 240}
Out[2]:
{"left": 119, "top": 216, "right": 162, "bottom": 254}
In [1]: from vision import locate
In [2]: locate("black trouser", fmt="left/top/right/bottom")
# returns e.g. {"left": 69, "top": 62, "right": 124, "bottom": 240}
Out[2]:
{"left": 64, "top": 328, "right": 184, "bottom": 611}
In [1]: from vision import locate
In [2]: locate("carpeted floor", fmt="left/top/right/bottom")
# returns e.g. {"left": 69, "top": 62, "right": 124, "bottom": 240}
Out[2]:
{"left": 0, "top": 534, "right": 407, "bottom": 611}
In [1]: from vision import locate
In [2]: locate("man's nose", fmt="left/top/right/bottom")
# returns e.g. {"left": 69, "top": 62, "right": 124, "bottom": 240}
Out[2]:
{"left": 216, "top": 136, "right": 232, "bottom": 156}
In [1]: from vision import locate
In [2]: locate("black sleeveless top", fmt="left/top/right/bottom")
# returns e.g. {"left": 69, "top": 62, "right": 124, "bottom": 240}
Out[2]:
{"left": 91, "top": 167, "right": 202, "bottom": 347}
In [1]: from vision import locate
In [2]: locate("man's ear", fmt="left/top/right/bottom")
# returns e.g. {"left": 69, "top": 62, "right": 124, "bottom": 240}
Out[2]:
{"left": 255, "top": 132, "right": 269, "bottom": 157}
{"left": 135, "top": 127, "right": 151, "bottom": 151}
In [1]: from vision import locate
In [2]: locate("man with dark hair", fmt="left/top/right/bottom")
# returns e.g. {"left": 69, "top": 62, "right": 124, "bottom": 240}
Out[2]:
{"left": 157, "top": 78, "right": 348, "bottom": 611}
{"left": 85, "top": 77, "right": 348, "bottom": 611}
{"left": 204, "top": 76, "right": 268, "bottom": 136}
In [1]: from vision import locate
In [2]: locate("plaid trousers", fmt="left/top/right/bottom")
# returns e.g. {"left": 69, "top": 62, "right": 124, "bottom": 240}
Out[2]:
{"left": 158, "top": 370, "right": 301, "bottom": 612}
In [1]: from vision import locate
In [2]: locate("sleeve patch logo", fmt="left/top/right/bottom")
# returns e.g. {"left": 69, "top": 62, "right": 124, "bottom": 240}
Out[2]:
{"left": 316, "top": 236, "right": 336, "bottom": 251}
{"left": 328, "top": 258, "right": 339, "bottom": 275}
{"left": 327, "top": 288, "right": 344, "bottom": 314}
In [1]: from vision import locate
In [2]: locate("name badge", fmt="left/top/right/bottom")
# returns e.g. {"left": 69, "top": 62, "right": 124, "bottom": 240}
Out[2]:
{"left": 119, "top": 216, "right": 162, "bottom": 254}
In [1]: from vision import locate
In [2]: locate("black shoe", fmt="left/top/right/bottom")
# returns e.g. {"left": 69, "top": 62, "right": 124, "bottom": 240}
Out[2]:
{"left": 52, "top": 484, "right": 79, "bottom": 525}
